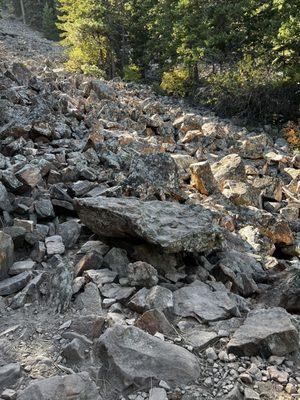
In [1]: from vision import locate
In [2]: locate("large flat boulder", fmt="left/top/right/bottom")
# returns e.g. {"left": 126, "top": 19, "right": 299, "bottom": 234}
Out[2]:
{"left": 173, "top": 281, "right": 237, "bottom": 322}
{"left": 75, "top": 197, "right": 221, "bottom": 253}
{"left": 227, "top": 307, "right": 299, "bottom": 357}
{"left": 97, "top": 324, "right": 200, "bottom": 386}
{"left": 16, "top": 372, "right": 101, "bottom": 400}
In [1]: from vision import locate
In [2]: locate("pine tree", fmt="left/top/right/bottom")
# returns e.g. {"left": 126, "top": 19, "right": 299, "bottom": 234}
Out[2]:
{"left": 42, "top": 2, "right": 57, "bottom": 40}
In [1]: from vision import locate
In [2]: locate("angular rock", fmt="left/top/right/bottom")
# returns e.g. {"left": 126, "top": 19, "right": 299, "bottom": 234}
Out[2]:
{"left": 75, "top": 282, "right": 102, "bottom": 313}
{"left": 135, "top": 309, "right": 177, "bottom": 337}
{"left": 103, "top": 247, "right": 129, "bottom": 277}
{"left": 211, "top": 154, "right": 246, "bottom": 187}
{"left": 124, "top": 153, "right": 181, "bottom": 199}
{"left": 127, "top": 261, "right": 158, "bottom": 288}
{"left": 16, "top": 165, "right": 42, "bottom": 188}
{"left": 58, "top": 220, "right": 81, "bottom": 248}
{"left": 74, "top": 252, "right": 103, "bottom": 277}
{"left": 45, "top": 235, "right": 65, "bottom": 256}
{"left": 100, "top": 283, "right": 135, "bottom": 301}
{"left": 173, "top": 281, "right": 237, "bottom": 322}
{"left": 0, "top": 182, "right": 11, "bottom": 211}
{"left": 227, "top": 307, "right": 299, "bottom": 357}
{"left": 65, "top": 315, "right": 105, "bottom": 339}
{"left": 128, "top": 286, "right": 173, "bottom": 313}
{"left": 211, "top": 250, "right": 266, "bottom": 297}
{"left": 149, "top": 388, "right": 168, "bottom": 400}
{"left": 75, "top": 197, "right": 221, "bottom": 253}
{"left": 16, "top": 372, "right": 101, "bottom": 400}
{"left": 9, "top": 259, "right": 36, "bottom": 276}
{"left": 84, "top": 269, "right": 117, "bottom": 287}
{"left": 97, "top": 324, "right": 200, "bottom": 386}
{"left": 34, "top": 199, "right": 55, "bottom": 219}
{"left": 190, "top": 161, "right": 218, "bottom": 195}
{"left": 0, "top": 272, "right": 31, "bottom": 296}
{"left": 222, "top": 181, "right": 260, "bottom": 208}
{"left": 0, "top": 232, "right": 14, "bottom": 280}
{"left": 0, "top": 363, "right": 21, "bottom": 389}
{"left": 183, "top": 330, "right": 218, "bottom": 351}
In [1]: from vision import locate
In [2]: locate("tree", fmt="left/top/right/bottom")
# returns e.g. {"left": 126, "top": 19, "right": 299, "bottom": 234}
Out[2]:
{"left": 42, "top": 2, "right": 57, "bottom": 40}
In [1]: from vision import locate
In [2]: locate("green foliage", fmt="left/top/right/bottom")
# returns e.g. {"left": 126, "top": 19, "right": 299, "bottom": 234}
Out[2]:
{"left": 42, "top": 2, "right": 58, "bottom": 40}
{"left": 124, "top": 64, "right": 142, "bottom": 82}
{"left": 161, "top": 66, "right": 191, "bottom": 97}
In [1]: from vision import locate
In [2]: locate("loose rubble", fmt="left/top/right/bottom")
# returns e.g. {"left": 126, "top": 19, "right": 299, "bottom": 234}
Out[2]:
{"left": 0, "top": 14, "right": 299, "bottom": 400}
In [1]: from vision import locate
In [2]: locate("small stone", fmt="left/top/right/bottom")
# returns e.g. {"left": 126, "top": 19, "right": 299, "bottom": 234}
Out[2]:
{"left": 205, "top": 347, "right": 218, "bottom": 361}
{"left": 45, "top": 235, "right": 65, "bottom": 255}
{"left": 1, "top": 388, "right": 16, "bottom": 400}
{"left": 244, "top": 387, "right": 260, "bottom": 400}
{"left": 239, "top": 372, "right": 253, "bottom": 384}
{"left": 267, "top": 366, "right": 289, "bottom": 384}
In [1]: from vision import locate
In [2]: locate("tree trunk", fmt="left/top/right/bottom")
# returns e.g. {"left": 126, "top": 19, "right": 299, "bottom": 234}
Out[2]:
{"left": 20, "top": 0, "right": 25, "bottom": 24}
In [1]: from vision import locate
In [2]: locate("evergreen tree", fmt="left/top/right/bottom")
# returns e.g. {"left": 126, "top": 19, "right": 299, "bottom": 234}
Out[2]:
{"left": 42, "top": 1, "right": 57, "bottom": 40}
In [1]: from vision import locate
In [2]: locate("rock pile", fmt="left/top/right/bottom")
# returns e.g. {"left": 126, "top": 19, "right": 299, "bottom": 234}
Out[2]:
{"left": 0, "top": 15, "right": 299, "bottom": 400}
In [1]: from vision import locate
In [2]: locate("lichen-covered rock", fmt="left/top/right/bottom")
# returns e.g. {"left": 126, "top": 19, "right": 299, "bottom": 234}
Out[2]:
{"left": 75, "top": 196, "right": 221, "bottom": 253}
{"left": 0, "top": 231, "right": 14, "bottom": 280}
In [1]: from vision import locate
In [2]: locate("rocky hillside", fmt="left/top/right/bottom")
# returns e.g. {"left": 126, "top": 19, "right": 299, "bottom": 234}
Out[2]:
{"left": 0, "top": 15, "right": 300, "bottom": 400}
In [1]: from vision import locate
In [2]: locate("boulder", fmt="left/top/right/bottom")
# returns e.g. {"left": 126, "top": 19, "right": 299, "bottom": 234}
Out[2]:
{"left": 58, "top": 220, "right": 81, "bottom": 248}
{"left": 16, "top": 372, "right": 101, "bottom": 400}
{"left": 0, "top": 232, "right": 14, "bottom": 280}
{"left": 96, "top": 324, "right": 200, "bottom": 386}
{"left": 124, "top": 153, "right": 181, "bottom": 199}
{"left": 211, "top": 250, "right": 266, "bottom": 297}
{"left": 127, "top": 261, "right": 158, "bottom": 288}
{"left": 0, "top": 182, "right": 11, "bottom": 211}
{"left": 75, "top": 197, "right": 221, "bottom": 253}
{"left": 227, "top": 307, "right": 299, "bottom": 357}
{"left": 0, "top": 272, "right": 31, "bottom": 296}
{"left": 211, "top": 154, "right": 246, "bottom": 187}
{"left": 128, "top": 286, "right": 173, "bottom": 313}
{"left": 173, "top": 281, "right": 237, "bottom": 322}
{"left": 0, "top": 363, "right": 21, "bottom": 390}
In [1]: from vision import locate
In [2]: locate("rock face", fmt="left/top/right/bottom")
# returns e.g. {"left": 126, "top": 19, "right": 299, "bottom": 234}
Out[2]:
{"left": 75, "top": 197, "right": 221, "bottom": 253}
{"left": 173, "top": 281, "right": 237, "bottom": 322}
{"left": 227, "top": 308, "right": 299, "bottom": 357}
{"left": 97, "top": 324, "right": 200, "bottom": 386}
{"left": 16, "top": 372, "right": 101, "bottom": 400}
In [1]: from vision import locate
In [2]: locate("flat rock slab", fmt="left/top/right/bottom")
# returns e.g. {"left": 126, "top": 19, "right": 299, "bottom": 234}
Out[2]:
{"left": 0, "top": 272, "right": 31, "bottom": 296}
{"left": 227, "top": 307, "right": 299, "bottom": 357}
{"left": 16, "top": 372, "right": 101, "bottom": 400}
{"left": 173, "top": 281, "right": 236, "bottom": 322}
{"left": 97, "top": 324, "right": 200, "bottom": 386}
{"left": 75, "top": 197, "right": 221, "bottom": 253}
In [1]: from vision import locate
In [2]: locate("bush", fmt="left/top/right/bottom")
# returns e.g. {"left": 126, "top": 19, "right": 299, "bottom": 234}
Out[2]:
{"left": 124, "top": 64, "right": 142, "bottom": 82}
{"left": 282, "top": 120, "right": 300, "bottom": 150}
{"left": 160, "top": 66, "right": 192, "bottom": 97}
{"left": 196, "top": 57, "right": 300, "bottom": 123}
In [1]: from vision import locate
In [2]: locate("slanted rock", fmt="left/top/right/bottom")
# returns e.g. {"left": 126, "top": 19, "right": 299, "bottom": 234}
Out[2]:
{"left": 75, "top": 197, "right": 221, "bottom": 253}
{"left": 0, "top": 272, "right": 31, "bottom": 296}
{"left": 16, "top": 372, "right": 101, "bottom": 400}
{"left": 173, "top": 281, "right": 237, "bottom": 322}
{"left": 96, "top": 324, "right": 200, "bottom": 386}
{"left": 227, "top": 307, "right": 299, "bottom": 357}
{"left": 190, "top": 161, "right": 218, "bottom": 195}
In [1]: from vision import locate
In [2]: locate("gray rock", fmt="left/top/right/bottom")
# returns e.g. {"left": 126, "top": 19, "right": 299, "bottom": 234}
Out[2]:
{"left": 9, "top": 259, "right": 36, "bottom": 276}
{"left": 244, "top": 387, "right": 260, "bottom": 400}
{"left": 84, "top": 269, "right": 117, "bottom": 286}
{"left": 184, "top": 330, "right": 218, "bottom": 351}
{"left": 149, "top": 388, "right": 168, "bottom": 400}
{"left": 227, "top": 307, "right": 299, "bottom": 357}
{"left": 173, "top": 281, "right": 237, "bottom": 322}
{"left": 127, "top": 261, "right": 158, "bottom": 288}
{"left": 75, "top": 282, "right": 102, "bottom": 313}
{"left": 125, "top": 153, "right": 180, "bottom": 199}
{"left": 128, "top": 286, "right": 173, "bottom": 313}
{"left": 99, "top": 283, "right": 135, "bottom": 301}
{"left": 9, "top": 273, "right": 45, "bottom": 309}
{"left": 78, "top": 241, "right": 110, "bottom": 256}
{"left": 97, "top": 324, "right": 200, "bottom": 386}
{"left": 58, "top": 220, "right": 81, "bottom": 248}
{"left": 0, "top": 272, "right": 31, "bottom": 296}
{"left": 0, "top": 232, "right": 14, "bottom": 280}
{"left": 74, "top": 252, "right": 103, "bottom": 277}
{"left": 65, "top": 315, "right": 105, "bottom": 339}
{"left": 75, "top": 197, "right": 221, "bottom": 253}
{"left": 90, "top": 79, "right": 116, "bottom": 100}
{"left": 212, "top": 250, "right": 266, "bottom": 297}
{"left": 135, "top": 309, "right": 177, "bottom": 337}
{"left": 62, "top": 338, "right": 86, "bottom": 364}
{"left": 45, "top": 235, "right": 65, "bottom": 255}
{"left": 0, "top": 363, "right": 21, "bottom": 389}
{"left": 34, "top": 199, "right": 55, "bottom": 219}
{"left": 0, "top": 182, "right": 11, "bottom": 211}
{"left": 16, "top": 372, "right": 101, "bottom": 400}
{"left": 103, "top": 247, "right": 129, "bottom": 277}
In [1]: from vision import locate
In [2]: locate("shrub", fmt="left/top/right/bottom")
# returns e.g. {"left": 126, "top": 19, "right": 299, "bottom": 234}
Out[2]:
{"left": 160, "top": 66, "right": 192, "bottom": 97}
{"left": 124, "top": 64, "right": 142, "bottom": 82}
